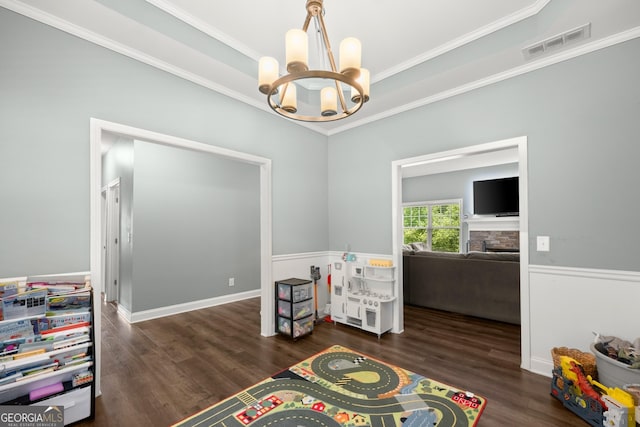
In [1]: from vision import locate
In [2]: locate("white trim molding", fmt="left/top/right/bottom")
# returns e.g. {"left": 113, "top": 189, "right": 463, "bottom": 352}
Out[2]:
{"left": 89, "top": 119, "right": 274, "bottom": 395}
{"left": 127, "top": 290, "right": 261, "bottom": 324}
{"left": 466, "top": 217, "right": 520, "bottom": 231}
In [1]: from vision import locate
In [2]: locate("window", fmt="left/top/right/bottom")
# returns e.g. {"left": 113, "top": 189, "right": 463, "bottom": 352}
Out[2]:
{"left": 403, "top": 200, "right": 461, "bottom": 252}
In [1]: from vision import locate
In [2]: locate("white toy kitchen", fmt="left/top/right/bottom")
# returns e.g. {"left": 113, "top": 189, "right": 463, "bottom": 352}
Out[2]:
{"left": 330, "top": 259, "right": 396, "bottom": 338}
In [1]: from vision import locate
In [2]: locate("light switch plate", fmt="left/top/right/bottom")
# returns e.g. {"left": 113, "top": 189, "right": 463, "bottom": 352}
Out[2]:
{"left": 537, "top": 236, "right": 550, "bottom": 252}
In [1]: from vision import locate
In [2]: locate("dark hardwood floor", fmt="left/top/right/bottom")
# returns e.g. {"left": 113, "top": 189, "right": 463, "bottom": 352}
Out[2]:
{"left": 76, "top": 298, "right": 587, "bottom": 426}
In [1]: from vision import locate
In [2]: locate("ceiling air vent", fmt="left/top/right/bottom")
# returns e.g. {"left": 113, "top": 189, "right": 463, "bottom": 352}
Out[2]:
{"left": 522, "top": 23, "right": 591, "bottom": 60}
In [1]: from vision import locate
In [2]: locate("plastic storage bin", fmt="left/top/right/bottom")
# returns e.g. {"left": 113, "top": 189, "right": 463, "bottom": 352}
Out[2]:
{"left": 275, "top": 278, "right": 314, "bottom": 340}
{"left": 591, "top": 343, "right": 640, "bottom": 389}
{"left": 278, "top": 317, "right": 291, "bottom": 335}
{"left": 278, "top": 299, "right": 313, "bottom": 320}
{"left": 292, "top": 317, "right": 314, "bottom": 338}
{"left": 277, "top": 281, "right": 312, "bottom": 302}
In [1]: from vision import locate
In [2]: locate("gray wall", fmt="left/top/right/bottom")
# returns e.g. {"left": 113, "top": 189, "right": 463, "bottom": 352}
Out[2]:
{"left": 131, "top": 141, "right": 260, "bottom": 312}
{"left": 2, "top": 6, "right": 639, "bottom": 282}
{"left": 402, "top": 163, "right": 519, "bottom": 215}
{"left": 101, "top": 136, "right": 135, "bottom": 310}
{"left": 0, "top": 8, "right": 328, "bottom": 281}
{"left": 329, "top": 38, "right": 640, "bottom": 272}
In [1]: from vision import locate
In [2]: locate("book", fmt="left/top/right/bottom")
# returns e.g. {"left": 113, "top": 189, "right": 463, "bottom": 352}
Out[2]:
{"left": 0, "top": 282, "right": 19, "bottom": 299}
{"left": 38, "top": 312, "right": 91, "bottom": 331}
{"left": 46, "top": 290, "right": 91, "bottom": 314}
{"left": 1, "top": 289, "right": 47, "bottom": 320}
{"left": 0, "top": 319, "right": 37, "bottom": 342}
{"left": 29, "top": 282, "right": 87, "bottom": 294}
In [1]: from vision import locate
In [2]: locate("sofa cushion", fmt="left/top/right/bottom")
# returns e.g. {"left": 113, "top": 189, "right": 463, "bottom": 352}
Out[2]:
{"left": 412, "top": 251, "right": 465, "bottom": 259}
{"left": 466, "top": 251, "right": 519, "bottom": 262}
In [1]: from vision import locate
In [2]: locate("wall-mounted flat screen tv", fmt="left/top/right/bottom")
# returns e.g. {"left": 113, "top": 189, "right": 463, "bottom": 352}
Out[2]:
{"left": 473, "top": 176, "right": 519, "bottom": 216}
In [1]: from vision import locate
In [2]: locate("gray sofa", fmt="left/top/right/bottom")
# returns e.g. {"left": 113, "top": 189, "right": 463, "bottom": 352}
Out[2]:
{"left": 403, "top": 250, "right": 520, "bottom": 324}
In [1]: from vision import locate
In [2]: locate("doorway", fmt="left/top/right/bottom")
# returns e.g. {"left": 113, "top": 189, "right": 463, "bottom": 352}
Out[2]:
{"left": 391, "top": 136, "right": 531, "bottom": 371}
{"left": 102, "top": 179, "right": 120, "bottom": 303}
{"left": 89, "top": 119, "right": 275, "bottom": 396}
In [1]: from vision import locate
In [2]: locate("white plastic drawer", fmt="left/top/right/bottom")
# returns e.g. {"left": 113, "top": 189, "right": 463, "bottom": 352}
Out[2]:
{"left": 277, "top": 300, "right": 291, "bottom": 318}
{"left": 291, "top": 299, "right": 313, "bottom": 320}
{"left": 278, "top": 299, "right": 313, "bottom": 320}
{"left": 292, "top": 317, "right": 313, "bottom": 338}
{"left": 35, "top": 386, "right": 92, "bottom": 425}
{"left": 278, "top": 316, "right": 291, "bottom": 335}
{"left": 291, "top": 283, "right": 312, "bottom": 302}
{"left": 277, "top": 282, "right": 312, "bottom": 302}
{"left": 277, "top": 283, "right": 292, "bottom": 301}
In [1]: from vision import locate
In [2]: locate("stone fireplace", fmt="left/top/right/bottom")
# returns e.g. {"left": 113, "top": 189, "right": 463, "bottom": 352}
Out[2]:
{"left": 469, "top": 230, "right": 519, "bottom": 252}
{"left": 465, "top": 217, "right": 520, "bottom": 252}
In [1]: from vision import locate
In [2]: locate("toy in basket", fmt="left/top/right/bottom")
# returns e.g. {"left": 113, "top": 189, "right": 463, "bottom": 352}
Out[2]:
{"left": 551, "top": 347, "right": 598, "bottom": 388}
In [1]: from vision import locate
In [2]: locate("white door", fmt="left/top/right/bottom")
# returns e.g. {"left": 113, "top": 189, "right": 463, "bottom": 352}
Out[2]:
{"left": 104, "top": 180, "right": 120, "bottom": 303}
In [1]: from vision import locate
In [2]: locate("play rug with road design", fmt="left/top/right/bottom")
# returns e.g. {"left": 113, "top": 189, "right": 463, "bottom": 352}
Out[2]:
{"left": 171, "top": 344, "right": 486, "bottom": 427}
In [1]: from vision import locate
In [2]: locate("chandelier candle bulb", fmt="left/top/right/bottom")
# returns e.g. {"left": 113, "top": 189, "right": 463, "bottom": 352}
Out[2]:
{"left": 351, "top": 68, "right": 370, "bottom": 103}
{"left": 258, "top": 57, "right": 279, "bottom": 94}
{"left": 258, "top": 0, "right": 368, "bottom": 122}
{"left": 280, "top": 83, "right": 297, "bottom": 113}
{"left": 286, "top": 29, "right": 309, "bottom": 72}
{"left": 321, "top": 86, "right": 337, "bottom": 116}
{"left": 339, "top": 37, "right": 361, "bottom": 77}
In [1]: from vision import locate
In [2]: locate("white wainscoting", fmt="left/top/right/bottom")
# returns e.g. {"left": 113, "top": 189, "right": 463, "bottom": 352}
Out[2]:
{"left": 272, "top": 251, "right": 332, "bottom": 316}
{"left": 528, "top": 264, "right": 640, "bottom": 377}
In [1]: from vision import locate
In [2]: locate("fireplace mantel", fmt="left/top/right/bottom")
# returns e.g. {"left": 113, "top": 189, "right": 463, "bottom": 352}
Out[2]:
{"left": 465, "top": 216, "right": 520, "bottom": 231}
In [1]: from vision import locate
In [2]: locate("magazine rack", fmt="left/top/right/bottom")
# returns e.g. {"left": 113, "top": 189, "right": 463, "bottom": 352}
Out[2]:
{"left": 0, "top": 274, "right": 95, "bottom": 425}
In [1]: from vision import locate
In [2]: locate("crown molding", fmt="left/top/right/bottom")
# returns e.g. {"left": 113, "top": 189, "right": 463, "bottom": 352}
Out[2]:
{"left": 0, "top": 0, "right": 328, "bottom": 135}
{"left": 373, "top": 0, "right": 552, "bottom": 83}
{"left": 328, "top": 25, "right": 640, "bottom": 136}
{"left": 2, "top": 1, "right": 638, "bottom": 137}
{"left": 144, "top": 0, "right": 261, "bottom": 60}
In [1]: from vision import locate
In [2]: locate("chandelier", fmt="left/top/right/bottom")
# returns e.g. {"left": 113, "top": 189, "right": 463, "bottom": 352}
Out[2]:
{"left": 258, "top": 0, "right": 370, "bottom": 122}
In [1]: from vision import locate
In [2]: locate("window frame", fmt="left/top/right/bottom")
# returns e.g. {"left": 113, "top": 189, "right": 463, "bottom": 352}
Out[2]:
{"left": 403, "top": 198, "right": 463, "bottom": 253}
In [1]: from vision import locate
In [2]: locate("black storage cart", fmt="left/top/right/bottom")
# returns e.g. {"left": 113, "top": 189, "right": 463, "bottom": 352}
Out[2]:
{"left": 275, "top": 278, "right": 314, "bottom": 339}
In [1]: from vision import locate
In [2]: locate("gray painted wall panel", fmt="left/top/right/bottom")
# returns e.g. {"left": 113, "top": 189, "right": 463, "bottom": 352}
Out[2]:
{"left": 0, "top": 8, "right": 328, "bottom": 281}
{"left": 131, "top": 141, "right": 260, "bottom": 312}
{"left": 329, "top": 38, "right": 640, "bottom": 272}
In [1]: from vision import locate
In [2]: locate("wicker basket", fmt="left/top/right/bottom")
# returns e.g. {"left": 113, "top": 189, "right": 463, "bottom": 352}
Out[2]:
{"left": 552, "top": 347, "right": 598, "bottom": 377}
{"left": 551, "top": 347, "right": 598, "bottom": 388}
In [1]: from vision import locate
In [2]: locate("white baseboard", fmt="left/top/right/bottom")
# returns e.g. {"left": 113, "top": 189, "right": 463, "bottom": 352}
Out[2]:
{"left": 127, "top": 289, "right": 260, "bottom": 323}
{"left": 116, "top": 303, "right": 132, "bottom": 322}
{"left": 529, "top": 356, "right": 554, "bottom": 378}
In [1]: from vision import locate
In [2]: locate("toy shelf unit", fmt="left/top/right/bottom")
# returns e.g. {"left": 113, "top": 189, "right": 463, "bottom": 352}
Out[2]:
{"left": 276, "top": 278, "right": 314, "bottom": 340}
{"left": 0, "top": 274, "right": 95, "bottom": 426}
{"left": 330, "top": 260, "right": 396, "bottom": 338}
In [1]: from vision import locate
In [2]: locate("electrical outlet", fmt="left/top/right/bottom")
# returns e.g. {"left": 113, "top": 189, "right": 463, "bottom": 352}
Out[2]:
{"left": 537, "top": 236, "right": 550, "bottom": 252}
{"left": 228, "top": 277, "right": 235, "bottom": 287}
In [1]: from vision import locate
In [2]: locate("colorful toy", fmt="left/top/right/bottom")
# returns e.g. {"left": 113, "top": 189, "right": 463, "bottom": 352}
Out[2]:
{"left": 602, "top": 395, "right": 630, "bottom": 427}
{"left": 551, "top": 364, "right": 605, "bottom": 427}
{"left": 310, "top": 266, "right": 321, "bottom": 323}
{"left": 562, "top": 357, "right": 608, "bottom": 410}
{"left": 552, "top": 355, "right": 637, "bottom": 427}
{"left": 589, "top": 376, "right": 635, "bottom": 427}
{"left": 368, "top": 259, "right": 393, "bottom": 267}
